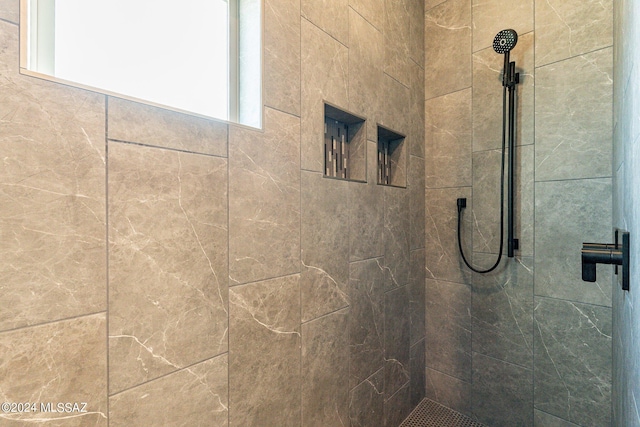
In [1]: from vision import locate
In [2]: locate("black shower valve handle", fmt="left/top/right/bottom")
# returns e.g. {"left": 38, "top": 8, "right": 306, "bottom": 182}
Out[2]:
{"left": 581, "top": 230, "right": 630, "bottom": 291}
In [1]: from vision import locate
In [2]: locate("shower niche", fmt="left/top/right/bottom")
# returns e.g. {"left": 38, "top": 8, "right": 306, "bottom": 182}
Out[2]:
{"left": 324, "top": 103, "right": 366, "bottom": 182}
{"left": 377, "top": 125, "right": 406, "bottom": 187}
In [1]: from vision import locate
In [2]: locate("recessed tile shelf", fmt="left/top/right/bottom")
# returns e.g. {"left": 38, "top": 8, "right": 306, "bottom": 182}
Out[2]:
{"left": 377, "top": 125, "right": 406, "bottom": 187}
{"left": 324, "top": 103, "right": 366, "bottom": 182}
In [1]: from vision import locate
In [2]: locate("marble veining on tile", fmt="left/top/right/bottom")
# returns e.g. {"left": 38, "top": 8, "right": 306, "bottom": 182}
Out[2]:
{"left": 301, "top": 172, "right": 350, "bottom": 321}
{"left": 535, "top": 0, "right": 613, "bottom": 67}
{"left": 349, "top": 258, "right": 386, "bottom": 389}
{"left": 0, "top": 314, "right": 107, "bottom": 426}
{"left": 263, "top": 0, "right": 301, "bottom": 115}
{"left": 107, "top": 97, "right": 228, "bottom": 157}
{"left": 0, "top": 22, "right": 106, "bottom": 332}
{"left": 301, "top": 17, "right": 349, "bottom": 172}
{"left": 229, "top": 275, "right": 301, "bottom": 427}
{"left": 109, "top": 355, "right": 228, "bottom": 427}
{"left": 301, "top": 309, "right": 349, "bottom": 426}
{"left": 108, "top": 142, "right": 228, "bottom": 394}
{"left": 534, "top": 297, "right": 612, "bottom": 427}
{"left": 229, "top": 108, "right": 301, "bottom": 285}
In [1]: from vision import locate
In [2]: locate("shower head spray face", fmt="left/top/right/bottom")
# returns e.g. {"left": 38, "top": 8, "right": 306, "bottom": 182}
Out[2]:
{"left": 493, "top": 29, "right": 518, "bottom": 54}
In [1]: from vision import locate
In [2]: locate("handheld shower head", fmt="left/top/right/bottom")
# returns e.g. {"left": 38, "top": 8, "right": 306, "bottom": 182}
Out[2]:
{"left": 493, "top": 29, "right": 518, "bottom": 54}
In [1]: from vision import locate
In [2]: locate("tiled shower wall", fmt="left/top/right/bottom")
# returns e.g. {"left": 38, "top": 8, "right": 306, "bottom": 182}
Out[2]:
{"left": 424, "top": 0, "right": 613, "bottom": 426}
{"left": 0, "top": 0, "right": 425, "bottom": 426}
{"left": 613, "top": 1, "right": 640, "bottom": 426}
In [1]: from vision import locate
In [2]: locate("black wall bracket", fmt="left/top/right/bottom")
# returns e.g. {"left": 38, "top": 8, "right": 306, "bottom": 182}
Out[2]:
{"left": 581, "top": 229, "right": 630, "bottom": 291}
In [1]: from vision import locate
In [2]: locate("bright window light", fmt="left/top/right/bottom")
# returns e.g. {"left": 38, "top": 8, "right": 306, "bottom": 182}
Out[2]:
{"left": 21, "top": 0, "right": 262, "bottom": 127}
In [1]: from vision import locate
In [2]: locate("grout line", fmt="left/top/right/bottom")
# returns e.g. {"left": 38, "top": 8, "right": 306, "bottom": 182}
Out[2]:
{"left": 105, "top": 95, "right": 110, "bottom": 426}
{"left": 0, "top": 311, "right": 107, "bottom": 336}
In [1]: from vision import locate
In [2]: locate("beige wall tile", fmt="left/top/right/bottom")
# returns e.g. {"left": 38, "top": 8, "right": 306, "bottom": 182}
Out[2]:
{"left": 301, "top": 172, "right": 350, "bottom": 322}
{"left": 301, "top": 18, "right": 349, "bottom": 172}
{"left": 108, "top": 142, "right": 228, "bottom": 393}
{"left": 0, "top": 0, "right": 18, "bottom": 23}
{"left": 301, "top": 0, "right": 349, "bottom": 45}
{"left": 229, "top": 108, "right": 301, "bottom": 285}
{"left": 425, "top": 88, "right": 472, "bottom": 189}
{"left": 110, "top": 355, "right": 228, "bottom": 427}
{"left": 229, "top": 275, "right": 301, "bottom": 427}
{"left": 535, "top": 48, "right": 613, "bottom": 181}
{"left": 348, "top": 8, "right": 384, "bottom": 139}
{"left": 0, "top": 314, "right": 107, "bottom": 426}
{"left": 301, "top": 309, "right": 349, "bottom": 426}
{"left": 107, "top": 97, "right": 228, "bottom": 157}
{"left": 264, "top": 0, "right": 301, "bottom": 115}
{"left": 0, "top": 22, "right": 106, "bottom": 332}
{"left": 472, "top": 0, "right": 533, "bottom": 53}
{"left": 535, "top": 0, "right": 613, "bottom": 67}
{"left": 425, "top": 0, "right": 472, "bottom": 100}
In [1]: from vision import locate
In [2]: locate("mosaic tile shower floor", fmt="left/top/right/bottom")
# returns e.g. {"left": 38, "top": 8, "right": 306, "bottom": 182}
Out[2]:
{"left": 400, "top": 398, "right": 489, "bottom": 427}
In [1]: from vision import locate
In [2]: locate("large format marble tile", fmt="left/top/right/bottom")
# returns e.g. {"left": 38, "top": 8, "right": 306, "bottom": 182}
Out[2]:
{"left": 0, "top": 314, "right": 107, "bottom": 426}
{"left": 349, "top": 257, "right": 386, "bottom": 388}
{"left": 264, "top": 0, "right": 300, "bottom": 115}
{"left": 109, "top": 355, "right": 228, "bottom": 427}
{"left": 384, "top": 383, "right": 412, "bottom": 427}
{"left": 0, "top": 0, "right": 18, "bottom": 23}
{"left": 229, "top": 108, "right": 300, "bottom": 285}
{"left": 471, "top": 145, "right": 534, "bottom": 257}
{"left": 301, "top": 0, "right": 348, "bottom": 45}
{"left": 301, "top": 17, "right": 349, "bottom": 172}
{"left": 425, "top": 187, "right": 472, "bottom": 284}
{"left": 426, "top": 279, "right": 472, "bottom": 382}
{"left": 349, "top": 146, "right": 384, "bottom": 262}
{"left": 385, "top": 286, "right": 411, "bottom": 399}
{"left": 108, "top": 142, "right": 228, "bottom": 394}
{"left": 425, "top": 0, "right": 472, "bottom": 100}
{"left": 408, "top": 0, "right": 425, "bottom": 67}
{"left": 384, "top": 0, "right": 412, "bottom": 87}
{"left": 229, "top": 275, "right": 301, "bottom": 427}
{"left": 535, "top": 48, "right": 613, "bottom": 181}
{"left": 410, "top": 339, "right": 426, "bottom": 406}
{"left": 472, "top": 0, "right": 533, "bottom": 53}
{"left": 472, "top": 352, "right": 534, "bottom": 426}
{"left": 425, "top": 88, "right": 472, "bottom": 189}
{"left": 425, "top": 368, "right": 473, "bottom": 417}
{"left": 348, "top": 8, "right": 384, "bottom": 139}
{"left": 107, "top": 97, "right": 228, "bottom": 157}
{"left": 384, "top": 186, "right": 411, "bottom": 289}
{"left": 535, "top": 0, "right": 613, "bottom": 67}
{"left": 534, "top": 178, "right": 612, "bottom": 306}
{"left": 301, "top": 172, "right": 349, "bottom": 321}
{"left": 409, "top": 61, "right": 426, "bottom": 159}
{"left": 534, "top": 410, "right": 582, "bottom": 427}
{"left": 301, "top": 309, "right": 349, "bottom": 426}
{"left": 382, "top": 73, "right": 411, "bottom": 140}
{"left": 0, "top": 22, "right": 106, "bottom": 331}
{"left": 534, "top": 297, "right": 612, "bottom": 427}
{"left": 473, "top": 32, "right": 534, "bottom": 152}
{"left": 349, "top": 369, "right": 384, "bottom": 427}
{"left": 472, "top": 256, "right": 534, "bottom": 368}
{"left": 409, "top": 248, "right": 426, "bottom": 346}
{"left": 409, "top": 157, "right": 426, "bottom": 251}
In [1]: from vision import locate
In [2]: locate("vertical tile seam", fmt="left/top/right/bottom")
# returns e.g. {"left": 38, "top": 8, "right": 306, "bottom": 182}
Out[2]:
{"left": 469, "top": 0, "right": 476, "bottom": 417}
{"left": 226, "top": 114, "right": 231, "bottom": 427}
{"left": 105, "top": 95, "right": 110, "bottom": 427}
{"left": 531, "top": 0, "right": 536, "bottom": 416}
{"left": 298, "top": 4, "right": 303, "bottom": 425}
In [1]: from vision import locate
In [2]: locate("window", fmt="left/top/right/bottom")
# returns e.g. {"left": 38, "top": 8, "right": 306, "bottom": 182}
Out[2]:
{"left": 20, "top": 0, "right": 262, "bottom": 128}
